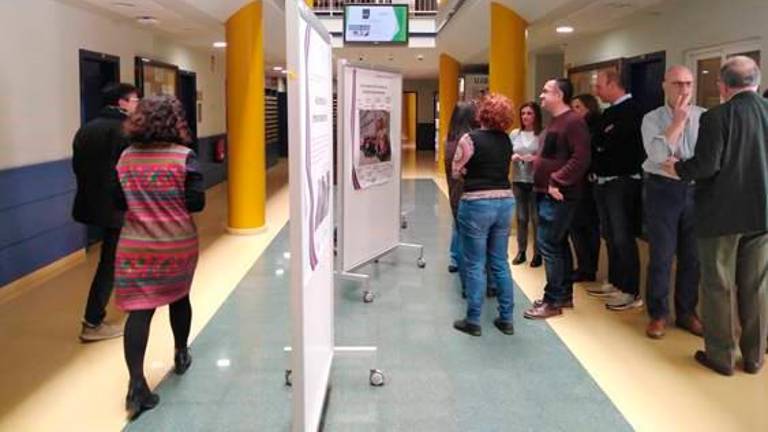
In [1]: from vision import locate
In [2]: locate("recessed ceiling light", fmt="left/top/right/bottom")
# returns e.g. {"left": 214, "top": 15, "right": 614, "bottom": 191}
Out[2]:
{"left": 702, "top": 70, "right": 710, "bottom": 75}
{"left": 556, "top": 25, "right": 574, "bottom": 34}
{"left": 136, "top": 16, "right": 159, "bottom": 25}
{"left": 417, "top": 54, "right": 424, "bottom": 61}
{"left": 213, "top": 41, "right": 227, "bottom": 48}
{"left": 273, "top": 66, "right": 284, "bottom": 71}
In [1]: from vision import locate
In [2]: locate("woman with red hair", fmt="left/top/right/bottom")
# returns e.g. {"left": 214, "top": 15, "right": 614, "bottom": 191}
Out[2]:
{"left": 451, "top": 93, "right": 516, "bottom": 336}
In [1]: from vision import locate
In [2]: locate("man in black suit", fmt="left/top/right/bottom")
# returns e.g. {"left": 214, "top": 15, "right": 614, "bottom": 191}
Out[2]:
{"left": 72, "top": 83, "right": 138, "bottom": 342}
{"left": 588, "top": 69, "right": 646, "bottom": 311}
{"left": 666, "top": 56, "right": 768, "bottom": 376}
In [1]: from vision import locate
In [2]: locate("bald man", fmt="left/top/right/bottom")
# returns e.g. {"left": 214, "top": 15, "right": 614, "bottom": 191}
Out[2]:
{"left": 665, "top": 56, "right": 768, "bottom": 375}
{"left": 640, "top": 66, "right": 705, "bottom": 340}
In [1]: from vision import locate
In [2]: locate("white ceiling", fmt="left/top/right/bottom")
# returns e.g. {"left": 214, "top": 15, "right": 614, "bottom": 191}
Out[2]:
{"left": 63, "top": 0, "right": 673, "bottom": 80}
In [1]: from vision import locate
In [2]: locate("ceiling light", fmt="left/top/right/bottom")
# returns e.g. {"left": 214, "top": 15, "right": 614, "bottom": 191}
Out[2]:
{"left": 273, "top": 66, "right": 284, "bottom": 71}
{"left": 417, "top": 54, "right": 424, "bottom": 61}
{"left": 556, "top": 26, "right": 574, "bottom": 34}
{"left": 113, "top": 2, "right": 135, "bottom": 7}
{"left": 136, "top": 16, "right": 159, "bottom": 25}
{"left": 702, "top": 70, "right": 710, "bottom": 75}
{"left": 213, "top": 41, "right": 227, "bottom": 48}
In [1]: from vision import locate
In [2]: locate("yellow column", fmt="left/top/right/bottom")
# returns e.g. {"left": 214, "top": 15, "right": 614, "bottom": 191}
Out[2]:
{"left": 407, "top": 93, "right": 417, "bottom": 144}
{"left": 226, "top": 1, "right": 266, "bottom": 233}
{"left": 439, "top": 54, "right": 460, "bottom": 173}
{"left": 489, "top": 2, "right": 527, "bottom": 128}
{"left": 305, "top": 0, "right": 314, "bottom": 6}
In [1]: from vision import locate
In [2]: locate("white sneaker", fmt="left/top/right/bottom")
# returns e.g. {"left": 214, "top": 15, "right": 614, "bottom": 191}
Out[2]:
{"left": 605, "top": 293, "right": 643, "bottom": 311}
{"left": 79, "top": 322, "right": 124, "bottom": 342}
{"left": 586, "top": 283, "right": 619, "bottom": 298}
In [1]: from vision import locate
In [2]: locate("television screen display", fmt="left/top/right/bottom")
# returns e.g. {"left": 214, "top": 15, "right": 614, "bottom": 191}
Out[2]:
{"left": 344, "top": 5, "right": 409, "bottom": 45}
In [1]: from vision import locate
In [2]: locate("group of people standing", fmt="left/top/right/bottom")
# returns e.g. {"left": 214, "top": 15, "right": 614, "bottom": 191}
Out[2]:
{"left": 446, "top": 56, "right": 768, "bottom": 377}
{"left": 71, "top": 83, "right": 205, "bottom": 418}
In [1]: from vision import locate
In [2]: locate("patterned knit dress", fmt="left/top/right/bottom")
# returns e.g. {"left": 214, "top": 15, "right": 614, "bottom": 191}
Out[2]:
{"left": 114, "top": 143, "right": 199, "bottom": 311}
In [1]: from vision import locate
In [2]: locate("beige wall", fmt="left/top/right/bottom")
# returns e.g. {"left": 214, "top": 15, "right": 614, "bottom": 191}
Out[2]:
{"left": 0, "top": 0, "right": 226, "bottom": 170}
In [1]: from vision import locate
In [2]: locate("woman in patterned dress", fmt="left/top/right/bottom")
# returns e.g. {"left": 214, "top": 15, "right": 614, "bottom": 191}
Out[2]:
{"left": 114, "top": 95, "right": 205, "bottom": 419}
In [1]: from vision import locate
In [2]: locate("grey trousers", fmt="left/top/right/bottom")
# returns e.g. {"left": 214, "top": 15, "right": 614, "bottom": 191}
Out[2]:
{"left": 698, "top": 231, "right": 768, "bottom": 368}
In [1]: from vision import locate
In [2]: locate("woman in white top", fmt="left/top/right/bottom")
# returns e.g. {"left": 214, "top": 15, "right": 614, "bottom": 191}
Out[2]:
{"left": 510, "top": 102, "right": 543, "bottom": 267}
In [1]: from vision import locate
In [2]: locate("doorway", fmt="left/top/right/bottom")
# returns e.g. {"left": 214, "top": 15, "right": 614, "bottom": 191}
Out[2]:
{"left": 79, "top": 49, "right": 120, "bottom": 125}
{"left": 78, "top": 49, "right": 120, "bottom": 247}
{"left": 179, "top": 70, "right": 198, "bottom": 151}
{"left": 687, "top": 40, "right": 762, "bottom": 109}
{"left": 624, "top": 51, "right": 666, "bottom": 116}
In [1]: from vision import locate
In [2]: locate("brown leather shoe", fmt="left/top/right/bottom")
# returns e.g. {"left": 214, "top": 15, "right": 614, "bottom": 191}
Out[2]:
{"left": 676, "top": 315, "right": 704, "bottom": 337}
{"left": 533, "top": 298, "right": 573, "bottom": 309}
{"left": 646, "top": 319, "right": 666, "bottom": 339}
{"left": 524, "top": 301, "right": 562, "bottom": 320}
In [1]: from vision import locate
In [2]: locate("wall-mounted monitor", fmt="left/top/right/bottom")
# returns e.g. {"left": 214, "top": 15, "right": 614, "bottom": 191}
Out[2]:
{"left": 343, "top": 4, "right": 409, "bottom": 45}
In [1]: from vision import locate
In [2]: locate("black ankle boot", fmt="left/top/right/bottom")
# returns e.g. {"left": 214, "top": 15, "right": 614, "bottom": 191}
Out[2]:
{"left": 174, "top": 347, "right": 192, "bottom": 375}
{"left": 530, "top": 254, "right": 543, "bottom": 268}
{"left": 512, "top": 251, "right": 527, "bottom": 265}
{"left": 126, "top": 379, "right": 159, "bottom": 420}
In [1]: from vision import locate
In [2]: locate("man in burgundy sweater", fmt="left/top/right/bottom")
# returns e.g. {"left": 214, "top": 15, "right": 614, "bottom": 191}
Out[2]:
{"left": 524, "top": 78, "right": 591, "bottom": 319}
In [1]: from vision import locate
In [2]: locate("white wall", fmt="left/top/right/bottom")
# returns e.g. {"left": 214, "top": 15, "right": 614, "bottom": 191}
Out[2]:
{"left": 0, "top": 0, "right": 226, "bottom": 171}
{"left": 563, "top": 0, "right": 768, "bottom": 88}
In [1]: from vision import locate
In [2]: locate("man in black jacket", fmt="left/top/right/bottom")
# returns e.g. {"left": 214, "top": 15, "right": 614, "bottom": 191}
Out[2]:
{"left": 666, "top": 56, "right": 768, "bottom": 376}
{"left": 72, "top": 83, "right": 138, "bottom": 342}
{"left": 588, "top": 69, "right": 645, "bottom": 311}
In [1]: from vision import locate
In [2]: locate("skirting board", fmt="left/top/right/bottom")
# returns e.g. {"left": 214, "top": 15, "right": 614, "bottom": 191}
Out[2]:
{"left": 0, "top": 248, "right": 86, "bottom": 306}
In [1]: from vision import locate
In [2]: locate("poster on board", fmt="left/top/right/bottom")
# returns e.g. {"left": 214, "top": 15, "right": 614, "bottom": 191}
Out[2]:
{"left": 286, "top": 1, "right": 334, "bottom": 431}
{"left": 351, "top": 69, "right": 395, "bottom": 190}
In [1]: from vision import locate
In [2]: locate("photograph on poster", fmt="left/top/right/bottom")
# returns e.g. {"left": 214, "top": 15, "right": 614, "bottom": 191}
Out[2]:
{"left": 359, "top": 110, "right": 391, "bottom": 163}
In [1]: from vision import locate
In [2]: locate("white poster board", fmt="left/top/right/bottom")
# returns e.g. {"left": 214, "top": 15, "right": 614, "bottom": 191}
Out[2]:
{"left": 337, "top": 63, "right": 403, "bottom": 271}
{"left": 286, "top": 2, "right": 334, "bottom": 431}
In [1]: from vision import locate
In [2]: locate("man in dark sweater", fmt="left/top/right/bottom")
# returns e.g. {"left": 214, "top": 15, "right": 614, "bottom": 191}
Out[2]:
{"left": 524, "top": 78, "right": 591, "bottom": 319}
{"left": 666, "top": 56, "right": 768, "bottom": 376}
{"left": 72, "top": 83, "right": 138, "bottom": 342}
{"left": 588, "top": 69, "right": 645, "bottom": 311}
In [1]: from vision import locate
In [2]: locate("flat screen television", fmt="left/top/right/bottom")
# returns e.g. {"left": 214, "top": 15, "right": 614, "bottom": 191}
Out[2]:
{"left": 343, "top": 4, "right": 409, "bottom": 45}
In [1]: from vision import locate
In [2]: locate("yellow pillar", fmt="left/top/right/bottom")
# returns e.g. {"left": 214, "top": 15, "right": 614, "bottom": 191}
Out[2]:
{"left": 305, "top": 0, "right": 314, "bottom": 6}
{"left": 489, "top": 2, "right": 527, "bottom": 128}
{"left": 439, "top": 54, "right": 460, "bottom": 173}
{"left": 407, "top": 93, "right": 417, "bottom": 144}
{"left": 226, "top": 1, "right": 266, "bottom": 232}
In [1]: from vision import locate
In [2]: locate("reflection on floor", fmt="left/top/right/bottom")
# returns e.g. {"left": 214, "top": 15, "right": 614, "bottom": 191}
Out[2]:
{"left": 0, "top": 150, "right": 767, "bottom": 431}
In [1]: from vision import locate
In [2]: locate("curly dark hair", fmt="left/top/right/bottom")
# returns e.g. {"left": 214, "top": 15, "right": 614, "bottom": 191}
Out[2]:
{"left": 124, "top": 95, "right": 192, "bottom": 146}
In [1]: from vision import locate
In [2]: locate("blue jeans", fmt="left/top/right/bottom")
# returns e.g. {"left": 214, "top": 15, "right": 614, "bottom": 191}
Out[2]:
{"left": 450, "top": 224, "right": 461, "bottom": 268}
{"left": 537, "top": 194, "right": 577, "bottom": 304}
{"left": 458, "top": 198, "right": 515, "bottom": 324}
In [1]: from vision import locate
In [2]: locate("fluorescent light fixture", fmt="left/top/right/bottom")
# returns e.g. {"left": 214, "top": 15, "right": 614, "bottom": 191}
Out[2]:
{"left": 702, "top": 70, "right": 710, "bottom": 75}
{"left": 556, "top": 25, "right": 574, "bottom": 34}
{"left": 283, "top": 251, "right": 291, "bottom": 259}
{"left": 273, "top": 66, "right": 284, "bottom": 71}
{"left": 216, "top": 358, "right": 231, "bottom": 368}
{"left": 213, "top": 41, "right": 227, "bottom": 48}
{"left": 275, "top": 268, "right": 285, "bottom": 276}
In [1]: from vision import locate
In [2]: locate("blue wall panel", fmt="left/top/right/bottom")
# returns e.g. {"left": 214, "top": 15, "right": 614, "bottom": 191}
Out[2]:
{"left": 0, "top": 160, "right": 86, "bottom": 287}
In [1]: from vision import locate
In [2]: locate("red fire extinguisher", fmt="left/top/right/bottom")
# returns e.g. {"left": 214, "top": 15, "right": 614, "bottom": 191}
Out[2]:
{"left": 214, "top": 138, "right": 226, "bottom": 162}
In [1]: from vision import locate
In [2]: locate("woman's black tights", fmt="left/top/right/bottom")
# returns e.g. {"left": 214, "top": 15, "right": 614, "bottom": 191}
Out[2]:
{"left": 123, "top": 295, "right": 192, "bottom": 383}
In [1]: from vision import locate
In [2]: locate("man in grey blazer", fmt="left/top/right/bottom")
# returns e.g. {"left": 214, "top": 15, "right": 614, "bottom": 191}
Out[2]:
{"left": 665, "top": 56, "right": 768, "bottom": 375}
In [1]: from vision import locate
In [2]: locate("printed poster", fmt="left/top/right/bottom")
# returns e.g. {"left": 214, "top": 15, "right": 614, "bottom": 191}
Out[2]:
{"left": 351, "top": 69, "right": 395, "bottom": 189}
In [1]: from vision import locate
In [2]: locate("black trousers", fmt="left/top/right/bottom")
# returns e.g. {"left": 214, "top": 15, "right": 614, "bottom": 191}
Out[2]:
{"left": 644, "top": 175, "right": 699, "bottom": 320}
{"left": 595, "top": 177, "right": 641, "bottom": 295}
{"left": 569, "top": 184, "right": 600, "bottom": 276}
{"left": 83, "top": 227, "right": 121, "bottom": 325}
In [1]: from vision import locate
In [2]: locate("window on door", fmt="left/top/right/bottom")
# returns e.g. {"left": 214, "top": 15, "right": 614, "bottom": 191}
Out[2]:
{"left": 687, "top": 40, "right": 762, "bottom": 109}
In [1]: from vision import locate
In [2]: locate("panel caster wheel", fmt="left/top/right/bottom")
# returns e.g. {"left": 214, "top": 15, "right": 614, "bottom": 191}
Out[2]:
{"left": 285, "top": 369, "right": 292, "bottom": 387}
{"left": 369, "top": 369, "right": 385, "bottom": 387}
{"left": 373, "top": 259, "right": 379, "bottom": 264}
{"left": 417, "top": 258, "right": 426, "bottom": 268}
{"left": 401, "top": 221, "right": 408, "bottom": 229}
{"left": 363, "top": 291, "right": 375, "bottom": 303}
